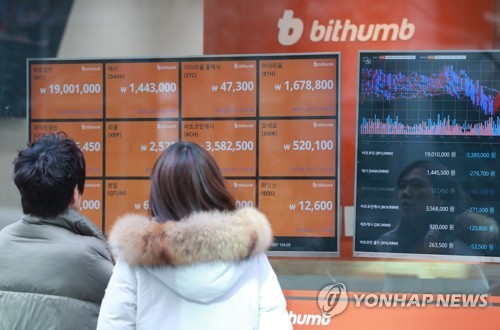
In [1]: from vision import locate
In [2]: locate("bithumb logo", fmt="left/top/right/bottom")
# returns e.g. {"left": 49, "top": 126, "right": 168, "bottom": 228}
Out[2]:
{"left": 277, "top": 9, "right": 415, "bottom": 46}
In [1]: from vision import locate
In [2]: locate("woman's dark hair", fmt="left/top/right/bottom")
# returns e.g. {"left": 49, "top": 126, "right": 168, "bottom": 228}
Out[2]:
{"left": 13, "top": 132, "right": 86, "bottom": 218}
{"left": 149, "top": 141, "right": 236, "bottom": 221}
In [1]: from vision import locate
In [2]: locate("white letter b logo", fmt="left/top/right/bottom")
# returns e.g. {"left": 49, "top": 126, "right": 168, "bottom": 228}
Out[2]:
{"left": 277, "top": 10, "right": 303, "bottom": 46}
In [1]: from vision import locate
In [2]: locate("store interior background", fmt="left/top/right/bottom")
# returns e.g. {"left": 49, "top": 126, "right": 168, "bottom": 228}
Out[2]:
{"left": 0, "top": 0, "right": 203, "bottom": 226}
{"left": 2, "top": 0, "right": 500, "bottom": 321}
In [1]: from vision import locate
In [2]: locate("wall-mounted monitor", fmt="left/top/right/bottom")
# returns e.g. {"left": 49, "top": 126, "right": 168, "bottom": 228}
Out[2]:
{"left": 354, "top": 51, "right": 500, "bottom": 262}
{"left": 28, "top": 53, "right": 341, "bottom": 257}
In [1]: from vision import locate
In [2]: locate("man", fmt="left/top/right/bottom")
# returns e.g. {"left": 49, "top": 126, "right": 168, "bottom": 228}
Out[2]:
{"left": 0, "top": 132, "right": 114, "bottom": 330}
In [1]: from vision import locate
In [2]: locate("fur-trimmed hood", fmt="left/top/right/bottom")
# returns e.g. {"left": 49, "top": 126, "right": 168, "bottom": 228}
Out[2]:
{"left": 108, "top": 207, "right": 273, "bottom": 267}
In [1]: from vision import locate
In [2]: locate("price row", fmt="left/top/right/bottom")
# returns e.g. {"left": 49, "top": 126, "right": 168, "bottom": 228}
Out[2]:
{"left": 31, "top": 119, "right": 337, "bottom": 177}
{"left": 30, "top": 58, "right": 338, "bottom": 119}
{"left": 80, "top": 179, "right": 336, "bottom": 237}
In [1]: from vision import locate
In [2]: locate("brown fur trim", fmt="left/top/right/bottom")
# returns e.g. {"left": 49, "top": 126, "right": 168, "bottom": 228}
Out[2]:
{"left": 108, "top": 207, "right": 273, "bottom": 267}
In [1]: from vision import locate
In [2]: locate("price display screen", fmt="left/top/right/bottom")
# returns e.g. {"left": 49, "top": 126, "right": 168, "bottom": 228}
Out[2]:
{"left": 105, "top": 121, "right": 178, "bottom": 177}
{"left": 31, "top": 121, "right": 103, "bottom": 176}
{"left": 354, "top": 51, "right": 500, "bottom": 262}
{"left": 259, "top": 119, "right": 336, "bottom": 177}
{"left": 105, "top": 179, "right": 151, "bottom": 234}
{"left": 105, "top": 62, "right": 179, "bottom": 119}
{"left": 181, "top": 60, "right": 257, "bottom": 118}
{"left": 182, "top": 120, "right": 256, "bottom": 177}
{"left": 31, "top": 63, "right": 103, "bottom": 119}
{"left": 80, "top": 180, "right": 103, "bottom": 230}
{"left": 28, "top": 54, "right": 340, "bottom": 256}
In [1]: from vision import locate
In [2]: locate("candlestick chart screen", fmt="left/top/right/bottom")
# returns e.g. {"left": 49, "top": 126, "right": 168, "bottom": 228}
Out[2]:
{"left": 355, "top": 51, "right": 500, "bottom": 261}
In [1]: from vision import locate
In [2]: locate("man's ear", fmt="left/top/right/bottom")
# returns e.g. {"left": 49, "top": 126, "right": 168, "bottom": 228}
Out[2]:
{"left": 70, "top": 186, "right": 82, "bottom": 210}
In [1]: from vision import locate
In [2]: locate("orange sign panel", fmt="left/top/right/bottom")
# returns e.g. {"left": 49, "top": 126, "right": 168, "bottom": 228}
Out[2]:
{"left": 259, "top": 179, "right": 336, "bottom": 237}
{"left": 181, "top": 60, "right": 257, "bottom": 117}
{"left": 259, "top": 58, "right": 337, "bottom": 117}
{"left": 105, "top": 121, "right": 178, "bottom": 177}
{"left": 79, "top": 180, "right": 103, "bottom": 230}
{"left": 259, "top": 119, "right": 336, "bottom": 176}
{"left": 182, "top": 120, "right": 257, "bottom": 177}
{"left": 105, "top": 62, "right": 179, "bottom": 118}
{"left": 31, "top": 121, "right": 103, "bottom": 177}
{"left": 227, "top": 179, "right": 257, "bottom": 208}
{"left": 31, "top": 63, "right": 103, "bottom": 119}
{"left": 105, "top": 179, "right": 150, "bottom": 233}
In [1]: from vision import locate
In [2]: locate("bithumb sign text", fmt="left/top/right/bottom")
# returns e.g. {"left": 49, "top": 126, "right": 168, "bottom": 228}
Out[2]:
{"left": 277, "top": 10, "right": 415, "bottom": 46}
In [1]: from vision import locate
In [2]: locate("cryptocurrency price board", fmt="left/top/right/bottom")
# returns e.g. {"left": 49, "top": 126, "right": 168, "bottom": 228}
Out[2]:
{"left": 28, "top": 54, "right": 340, "bottom": 256}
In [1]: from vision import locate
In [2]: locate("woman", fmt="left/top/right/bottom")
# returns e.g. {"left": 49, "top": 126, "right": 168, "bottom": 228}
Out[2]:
{"left": 97, "top": 141, "right": 292, "bottom": 330}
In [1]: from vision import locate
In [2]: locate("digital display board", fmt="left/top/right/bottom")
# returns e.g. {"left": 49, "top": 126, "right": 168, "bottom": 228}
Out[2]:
{"left": 354, "top": 51, "right": 500, "bottom": 261}
{"left": 28, "top": 54, "right": 340, "bottom": 256}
